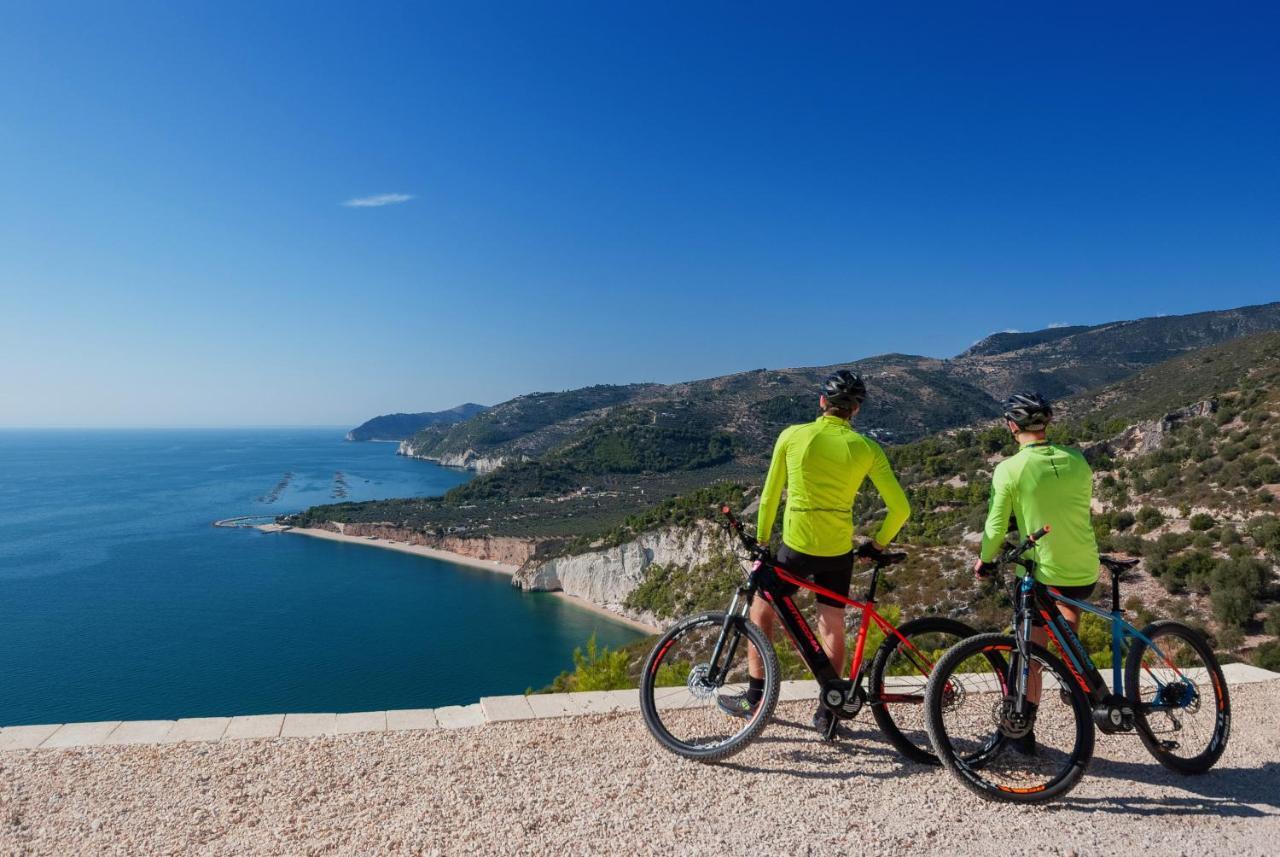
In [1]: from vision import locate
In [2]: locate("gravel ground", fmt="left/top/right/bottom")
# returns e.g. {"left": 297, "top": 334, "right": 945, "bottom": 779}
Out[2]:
{"left": 3, "top": 682, "right": 1278, "bottom": 857}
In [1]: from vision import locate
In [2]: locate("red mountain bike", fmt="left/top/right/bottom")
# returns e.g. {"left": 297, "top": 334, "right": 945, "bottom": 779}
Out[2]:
{"left": 639, "top": 507, "right": 983, "bottom": 763}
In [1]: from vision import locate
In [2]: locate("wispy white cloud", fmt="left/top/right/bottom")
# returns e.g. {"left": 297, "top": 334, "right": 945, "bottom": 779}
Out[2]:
{"left": 342, "top": 193, "right": 413, "bottom": 208}
{"left": 1047, "top": 322, "right": 1070, "bottom": 328}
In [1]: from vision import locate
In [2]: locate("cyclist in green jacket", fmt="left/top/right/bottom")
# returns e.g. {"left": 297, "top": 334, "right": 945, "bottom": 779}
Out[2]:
{"left": 975, "top": 392, "right": 1100, "bottom": 754}
{"left": 719, "top": 370, "right": 911, "bottom": 734}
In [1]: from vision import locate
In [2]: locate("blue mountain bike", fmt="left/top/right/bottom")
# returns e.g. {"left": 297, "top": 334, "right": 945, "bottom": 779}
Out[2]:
{"left": 923, "top": 527, "right": 1231, "bottom": 803}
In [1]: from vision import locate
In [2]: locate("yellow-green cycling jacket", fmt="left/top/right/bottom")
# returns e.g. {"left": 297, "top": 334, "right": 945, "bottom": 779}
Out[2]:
{"left": 979, "top": 441, "right": 1100, "bottom": 587}
{"left": 757, "top": 415, "right": 911, "bottom": 556}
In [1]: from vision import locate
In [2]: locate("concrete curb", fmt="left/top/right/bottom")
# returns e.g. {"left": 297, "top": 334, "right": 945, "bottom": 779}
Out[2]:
{"left": 3, "top": 663, "right": 1276, "bottom": 752}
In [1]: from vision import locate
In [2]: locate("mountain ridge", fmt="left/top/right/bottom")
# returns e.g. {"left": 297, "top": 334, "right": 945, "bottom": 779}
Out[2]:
{"left": 400, "top": 301, "right": 1280, "bottom": 470}
{"left": 345, "top": 403, "right": 488, "bottom": 442}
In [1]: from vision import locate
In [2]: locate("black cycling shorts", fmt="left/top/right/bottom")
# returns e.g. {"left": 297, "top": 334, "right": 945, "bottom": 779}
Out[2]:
{"left": 1032, "top": 581, "right": 1098, "bottom": 626}
{"left": 774, "top": 544, "right": 854, "bottom": 608}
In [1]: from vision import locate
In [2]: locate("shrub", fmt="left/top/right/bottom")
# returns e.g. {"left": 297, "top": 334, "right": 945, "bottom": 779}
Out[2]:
{"left": 1216, "top": 626, "right": 1245, "bottom": 651}
{"left": 1148, "top": 549, "right": 1216, "bottom": 594}
{"left": 568, "top": 633, "right": 632, "bottom": 691}
{"left": 1254, "top": 640, "right": 1280, "bottom": 672}
{"left": 1189, "top": 513, "right": 1216, "bottom": 531}
{"left": 1264, "top": 605, "right": 1280, "bottom": 637}
{"left": 1136, "top": 506, "right": 1165, "bottom": 532}
{"left": 1209, "top": 555, "right": 1272, "bottom": 628}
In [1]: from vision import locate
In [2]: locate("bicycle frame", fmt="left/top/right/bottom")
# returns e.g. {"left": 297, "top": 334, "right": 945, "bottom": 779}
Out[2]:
{"left": 724, "top": 555, "right": 936, "bottom": 706}
{"left": 1015, "top": 573, "right": 1201, "bottom": 713}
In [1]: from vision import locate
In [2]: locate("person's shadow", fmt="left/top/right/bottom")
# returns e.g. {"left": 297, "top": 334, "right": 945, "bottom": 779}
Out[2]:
{"left": 716, "top": 714, "right": 931, "bottom": 782}
{"left": 714, "top": 715, "right": 1280, "bottom": 818}
{"left": 1053, "top": 759, "right": 1280, "bottom": 817}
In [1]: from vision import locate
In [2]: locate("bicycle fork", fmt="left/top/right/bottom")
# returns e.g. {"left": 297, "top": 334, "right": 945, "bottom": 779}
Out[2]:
{"left": 706, "top": 586, "right": 753, "bottom": 685}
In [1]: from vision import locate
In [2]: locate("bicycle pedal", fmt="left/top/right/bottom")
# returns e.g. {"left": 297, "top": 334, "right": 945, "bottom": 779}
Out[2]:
{"left": 1158, "top": 740, "right": 1180, "bottom": 751}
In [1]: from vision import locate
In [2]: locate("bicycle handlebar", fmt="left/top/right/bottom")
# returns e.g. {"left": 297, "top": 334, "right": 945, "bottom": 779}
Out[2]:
{"left": 984, "top": 525, "right": 1051, "bottom": 582}
{"left": 718, "top": 505, "right": 907, "bottom": 567}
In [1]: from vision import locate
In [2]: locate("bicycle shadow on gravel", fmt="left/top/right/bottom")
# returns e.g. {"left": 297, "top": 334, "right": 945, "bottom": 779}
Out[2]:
{"left": 716, "top": 715, "right": 932, "bottom": 782}
{"left": 1058, "top": 760, "right": 1280, "bottom": 817}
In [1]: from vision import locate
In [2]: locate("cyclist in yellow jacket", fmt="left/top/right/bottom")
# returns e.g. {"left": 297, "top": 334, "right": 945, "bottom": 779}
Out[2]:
{"left": 974, "top": 391, "right": 1100, "bottom": 755}
{"left": 720, "top": 370, "right": 911, "bottom": 734}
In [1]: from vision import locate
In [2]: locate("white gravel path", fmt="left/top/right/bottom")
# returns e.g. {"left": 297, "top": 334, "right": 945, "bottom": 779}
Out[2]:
{"left": 2, "top": 682, "right": 1278, "bottom": 856}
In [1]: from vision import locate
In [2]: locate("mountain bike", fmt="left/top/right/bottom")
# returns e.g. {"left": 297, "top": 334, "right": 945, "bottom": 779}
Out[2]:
{"left": 923, "top": 527, "right": 1231, "bottom": 803}
{"left": 638, "top": 506, "right": 985, "bottom": 763}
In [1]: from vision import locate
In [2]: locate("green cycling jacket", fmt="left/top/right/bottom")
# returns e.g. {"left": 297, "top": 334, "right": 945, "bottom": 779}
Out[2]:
{"left": 980, "top": 441, "right": 1100, "bottom": 587}
{"left": 757, "top": 415, "right": 911, "bottom": 557}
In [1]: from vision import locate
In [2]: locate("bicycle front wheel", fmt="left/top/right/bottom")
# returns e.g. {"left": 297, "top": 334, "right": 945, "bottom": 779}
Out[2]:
{"left": 868, "top": 616, "right": 983, "bottom": 765}
{"left": 925, "top": 633, "right": 1094, "bottom": 803}
{"left": 1125, "top": 620, "right": 1230, "bottom": 774}
{"left": 639, "top": 611, "right": 780, "bottom": 762}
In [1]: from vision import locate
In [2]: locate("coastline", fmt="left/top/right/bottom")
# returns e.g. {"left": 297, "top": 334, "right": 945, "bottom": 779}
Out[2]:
{"left": 261, "top": 525, "right": 659, "bottom": 634}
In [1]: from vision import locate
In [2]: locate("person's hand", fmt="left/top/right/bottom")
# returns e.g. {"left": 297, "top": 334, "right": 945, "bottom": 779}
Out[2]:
{"left": 973, "top": 558, "right": 995, "bottom": 579}
{"left": 855, "top": 540, "right": 886, "bottom": 566}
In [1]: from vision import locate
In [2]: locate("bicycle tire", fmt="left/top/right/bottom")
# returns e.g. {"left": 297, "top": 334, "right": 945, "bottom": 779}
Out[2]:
{"left": 925, "top": 632, "right": 1095, "bottom": 803}
{"left": 639, "top": 611, "right": 780, "bottom": 762}
{"left": 1125, "top": 619, "right": 1231, "bottom": 774}
{"left": 868, "top": 616, "right": 981, "bottom": 765}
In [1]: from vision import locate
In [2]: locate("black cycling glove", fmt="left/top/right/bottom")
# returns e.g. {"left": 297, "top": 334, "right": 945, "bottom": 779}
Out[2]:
{"left": 854, "top": 541, "right": 885, "bottom": 562}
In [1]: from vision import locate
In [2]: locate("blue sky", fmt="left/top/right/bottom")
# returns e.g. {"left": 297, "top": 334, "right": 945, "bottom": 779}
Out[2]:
{"left": 2, "top": 3, "right": 1277, "bottom": 427}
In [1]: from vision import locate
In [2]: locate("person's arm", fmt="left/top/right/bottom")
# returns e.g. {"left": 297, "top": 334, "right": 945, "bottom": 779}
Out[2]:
{"left": 979, "top": 463, "right": 1014, "bottom": 563}
{"left": 866, "top": 440, "right": 910, "bottom": 546}
{"left": 756, "top": 429, "right": 790, "bottom": 543}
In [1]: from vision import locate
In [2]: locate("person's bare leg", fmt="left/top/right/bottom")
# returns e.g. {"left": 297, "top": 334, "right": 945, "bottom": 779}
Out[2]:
{"left": 816, "top": 603, "right": 847, "bottom": 675}
{"left": 747, "top": 597, "right": 775, "bottom": 680}
{"left": 1027, "top": 603, "right": 1083, "bottom": 705}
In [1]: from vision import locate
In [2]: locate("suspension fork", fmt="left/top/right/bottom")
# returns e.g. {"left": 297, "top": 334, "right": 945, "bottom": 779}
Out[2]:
{"left": 1012, "top": 577, "right": 1035, "bottom": 715}
{"left": 706, "top": 586, "right": 754, "bottom": 684}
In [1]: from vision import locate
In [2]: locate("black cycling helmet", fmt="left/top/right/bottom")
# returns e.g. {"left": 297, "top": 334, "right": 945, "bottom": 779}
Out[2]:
{"left": 821, "top": 370, "right": 867, "bottom": 410}
{"left": 1002, "top": 392, "right": 1053, "bottom": 431}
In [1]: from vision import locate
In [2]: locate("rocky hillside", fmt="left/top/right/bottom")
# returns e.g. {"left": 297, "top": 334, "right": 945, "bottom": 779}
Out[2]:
{"left": 346, "top": 403, "right": 488, "bottom": 442}
{"left": 557, "top": 330, "right": 1280, "bottom": 667}
{"left": 401, "top": 301, "right": 1280, "bottom": 474}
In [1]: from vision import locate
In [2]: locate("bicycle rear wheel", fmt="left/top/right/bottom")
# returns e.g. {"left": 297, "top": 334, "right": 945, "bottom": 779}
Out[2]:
{"left": 925, "top": 633, "right": 1094, "bottom": 803}
{"left": 639, "top": 611, "right": 780, "bottom": 762}
{"left": 1125, "top": 620, "right": 1230, "bottom": 774}
{"left": 868, "top": 616, "right": 983, "bottom": 765}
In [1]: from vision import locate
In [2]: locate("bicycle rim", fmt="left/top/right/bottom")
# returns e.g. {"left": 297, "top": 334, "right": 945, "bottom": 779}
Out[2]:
{"left": 639, "top": 612, "right": 779, "bottom": 761}
{"left": 926, "top": 633, "right": 1093, "bottom": 803}
{"left": 1126, "top": 620, "right": 1230, "bottom": 773}
{"left": 870, "top": 616, "right": 982, "bottom": 765}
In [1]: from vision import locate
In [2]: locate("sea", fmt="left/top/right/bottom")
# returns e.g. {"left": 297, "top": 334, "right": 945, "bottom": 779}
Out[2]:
{"left": 0, "top": 429, "right": 643, "bottom": 726}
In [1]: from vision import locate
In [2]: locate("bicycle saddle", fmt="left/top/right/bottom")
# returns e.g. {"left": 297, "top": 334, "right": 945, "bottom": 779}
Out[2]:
{"left": 1100, "top": 555, "right": 1139, "bottom": 575}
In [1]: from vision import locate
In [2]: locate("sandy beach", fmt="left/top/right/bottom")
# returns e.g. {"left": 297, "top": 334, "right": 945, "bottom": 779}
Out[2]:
{"left": 263, "top": 524, "right": 659, "bottom": 633}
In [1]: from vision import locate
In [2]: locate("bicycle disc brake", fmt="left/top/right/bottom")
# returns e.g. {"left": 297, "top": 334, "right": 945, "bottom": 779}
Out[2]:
{"left": 686, "top": 664, "right": 716, "bottom": 700}
{"left": 993, "top": 696, "right": 1034, "bottom": 739}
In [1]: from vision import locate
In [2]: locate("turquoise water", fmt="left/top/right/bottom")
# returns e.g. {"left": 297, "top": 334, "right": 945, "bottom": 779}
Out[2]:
{"left": 0, "top": 429, "right": 642, "bottom": 726}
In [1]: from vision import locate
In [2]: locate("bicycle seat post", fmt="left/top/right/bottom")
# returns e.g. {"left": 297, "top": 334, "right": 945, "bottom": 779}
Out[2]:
{"left": 865, "top": 563, "right": 882, "bottom": 602}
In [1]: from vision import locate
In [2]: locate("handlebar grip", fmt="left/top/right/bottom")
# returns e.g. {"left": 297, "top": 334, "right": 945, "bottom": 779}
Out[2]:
{"left": 1030, "top": 525, "right": 1050, "bottom": 542}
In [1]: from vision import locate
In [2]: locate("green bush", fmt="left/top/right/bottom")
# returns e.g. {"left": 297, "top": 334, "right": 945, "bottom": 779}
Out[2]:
{"left": 1189, "top": 513, "right": 1216, "bottom": 531}
{"left": 568, "top": 633, "right": 632, "bottom": 691}
{"left": 1209, "top": 555, "right": 1272, "bottom": 628}
{"left": 1265, "top": 605, "right": 1280, "bottom": 637}
{"left": 1136, "top": 506, "right": 1165, "bottom": 532}
{"left": 1254, "top": 640, "right": 1280, "bottom": 672}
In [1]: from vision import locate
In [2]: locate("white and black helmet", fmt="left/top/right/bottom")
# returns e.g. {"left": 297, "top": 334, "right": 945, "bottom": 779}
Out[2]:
{"left": 822, "top": 370, "right": 867, "bottom": 410}
{"left": 1002, "top": 392, "right": 1053, "bottom": 431}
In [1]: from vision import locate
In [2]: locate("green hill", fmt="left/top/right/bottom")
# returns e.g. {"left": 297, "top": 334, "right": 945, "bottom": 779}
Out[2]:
{"left": 345, "top": 403, "right": 488, "bottom": 442}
